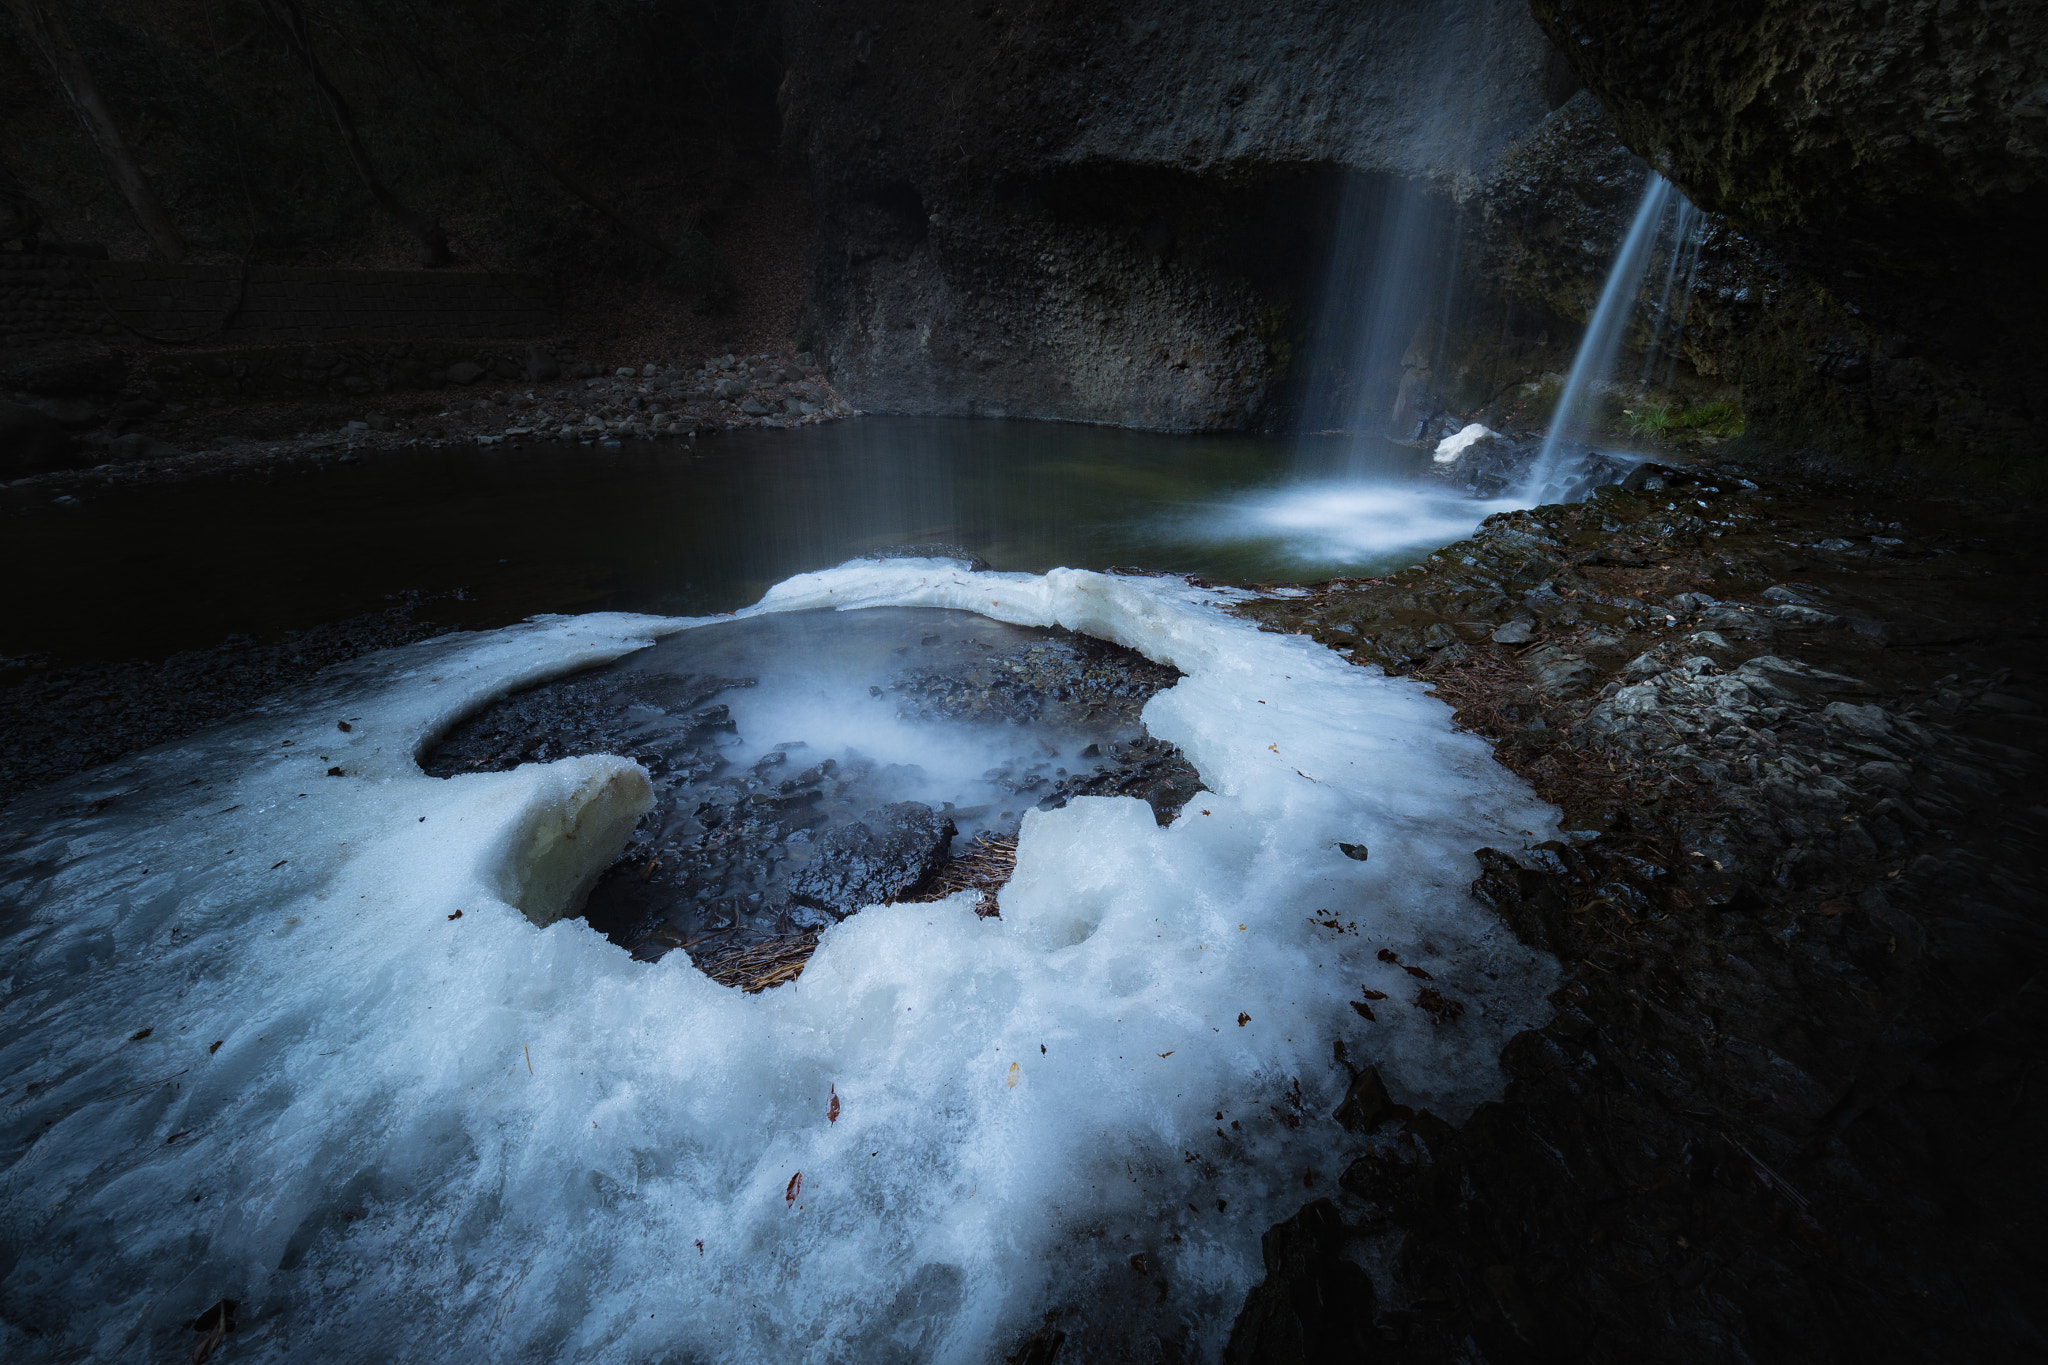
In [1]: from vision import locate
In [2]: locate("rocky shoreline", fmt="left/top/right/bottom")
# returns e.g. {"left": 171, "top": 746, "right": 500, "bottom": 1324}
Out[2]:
{"left": 1, "top": 347, "right": 856, "bottom": 498}
{"left": 1226, "top": 458, "right": 2047, "bottom": 1362}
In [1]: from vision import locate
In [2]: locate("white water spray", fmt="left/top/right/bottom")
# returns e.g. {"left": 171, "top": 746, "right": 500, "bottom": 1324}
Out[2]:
{"left": 1524, "top": 172, "right": 1682, "bottom": 498}
{"left": 1296, "top": 176, "right": 1461, "bottom": 460}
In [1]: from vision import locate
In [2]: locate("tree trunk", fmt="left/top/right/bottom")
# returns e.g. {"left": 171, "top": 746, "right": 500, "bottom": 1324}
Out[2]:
{"left": 255, "top": 0, "right": 450, "bottom": 268}
{"left": 2, "top": 0, "right": 186, "bottom": 262}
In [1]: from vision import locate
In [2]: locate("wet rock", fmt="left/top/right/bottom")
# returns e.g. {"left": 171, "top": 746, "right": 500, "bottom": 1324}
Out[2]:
{"left": 1332, "top": 1065, "right": 1396, "bottom": 1133}
{"left": 1618, "top": 461, "right": 1672, "bottom": 492}
{"left": 1770, "top": 602, "right": 1841, "bottom": 628}
{"left": 1520, "top": 645, "right": 1598, "bottom": 694}
{"left": 1490, "top": 618, "right": 1535, "bottom": 644}
{"left": 1822, "top": 700, "right": 1897, "bottom": 742}
{"left": 1697, "top": 602, "right": 1775, "bottom": 638}
{"left": 1222, "top": 1200, "right": 1377, "bottom": 1365}
{"left": 784, "top": 802, "right": 954, "bottom": 917}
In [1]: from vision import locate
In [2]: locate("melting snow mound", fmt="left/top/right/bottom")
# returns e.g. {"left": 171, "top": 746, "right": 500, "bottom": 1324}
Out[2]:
{"left": 1433, "top": 422, "right": 1499, "bottom": 464}
{"left": 0, "top": 561, "right": 1558, "bottom": 1363}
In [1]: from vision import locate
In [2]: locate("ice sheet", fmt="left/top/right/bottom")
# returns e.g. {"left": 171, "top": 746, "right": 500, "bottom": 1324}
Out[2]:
{"left": 0, "top": 561, "right": 1558, "bottom": 1362}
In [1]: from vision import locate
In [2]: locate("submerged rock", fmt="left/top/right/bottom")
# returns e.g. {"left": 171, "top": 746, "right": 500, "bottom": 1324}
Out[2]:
{"left": 420, "top": 606, "right": 1203, "bottom": 969}
{"left": 785, "top": 801, "right": 954, "bottom": 917}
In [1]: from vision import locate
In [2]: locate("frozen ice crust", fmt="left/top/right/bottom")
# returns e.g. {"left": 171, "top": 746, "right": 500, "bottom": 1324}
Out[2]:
{"left": 0, "top": 560, "right": 1558, "bottom": 1363}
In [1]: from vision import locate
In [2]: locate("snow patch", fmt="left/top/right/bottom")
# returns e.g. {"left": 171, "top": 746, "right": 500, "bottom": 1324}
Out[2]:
{"left": 1433, "top": 422, "right": 1498, "bottom": 463}
{"left": 0, "top": 561, "right": 1558, "bottom": 1363}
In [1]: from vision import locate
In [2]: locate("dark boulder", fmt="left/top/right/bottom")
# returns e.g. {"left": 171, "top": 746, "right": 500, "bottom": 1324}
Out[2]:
{"left": 1332, "top": 1065, "right": 1397, "bottom": 1134}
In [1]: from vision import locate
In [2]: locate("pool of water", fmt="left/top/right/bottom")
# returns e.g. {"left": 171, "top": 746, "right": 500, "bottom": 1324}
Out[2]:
{"left": 3, "top": 416, "right": 1511, "bottom": 663}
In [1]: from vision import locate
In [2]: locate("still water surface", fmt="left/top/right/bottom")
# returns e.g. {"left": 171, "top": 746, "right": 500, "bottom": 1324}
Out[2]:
{"left": 6, "top": 417, "right": 1509, "bottom": 662}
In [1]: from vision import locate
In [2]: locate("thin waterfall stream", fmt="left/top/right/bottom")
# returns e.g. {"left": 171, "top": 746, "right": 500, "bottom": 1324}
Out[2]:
{"left": 1524, "top": 171, "right": 1693, "bottom": 499}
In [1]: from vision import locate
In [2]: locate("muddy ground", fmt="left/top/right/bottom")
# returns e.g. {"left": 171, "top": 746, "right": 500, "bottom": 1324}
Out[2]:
{"left": 1223, "top": 460, "right": 2048, "bottom": 1363}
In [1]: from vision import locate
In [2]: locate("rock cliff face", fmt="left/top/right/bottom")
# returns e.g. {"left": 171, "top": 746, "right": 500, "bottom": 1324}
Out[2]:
{"left": 786, "top": 0, "right": 2048, "bottom": 470}
{"left": 781, "top": 0, "right": 1570, "bottom": 428}
{"left": 1529, "top": 0, "right": 2048, "bottom": 470}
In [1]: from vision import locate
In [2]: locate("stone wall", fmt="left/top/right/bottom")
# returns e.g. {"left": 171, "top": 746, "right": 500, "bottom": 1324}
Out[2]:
{"left": 782, "top": 0, "right": 1568, "bottom": 430}
{"left": 1527, "top": 0, "right": 2048, "bottom": 470}
{"left": 0, "top": 254, "right": 557, "bottom": 350}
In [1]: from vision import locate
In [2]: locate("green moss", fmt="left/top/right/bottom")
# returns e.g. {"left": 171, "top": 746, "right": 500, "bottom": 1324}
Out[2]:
{"left": 1667, "top": 399, "right": 1744, "bottom": 438}
{"left": 1621, "top": 398, "right": 1743, "bottom": 440}
{"left": 1520, "top": 376, "right": 1564, "bottom": 413}
{"left": 1620, "top": 401, "right": 1669, "bottom": 437}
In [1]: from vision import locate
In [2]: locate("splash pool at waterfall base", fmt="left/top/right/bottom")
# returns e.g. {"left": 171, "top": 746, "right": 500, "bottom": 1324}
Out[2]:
{"left": 0, "top": 418, "right": 1495, "bottom": 669}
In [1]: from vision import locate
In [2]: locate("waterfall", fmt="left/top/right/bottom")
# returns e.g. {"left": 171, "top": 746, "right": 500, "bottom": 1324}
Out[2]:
{"left": 1296, "top": 175, "right": 1461, "bottom": 465}
{"left": 1524, "top": 171, "right": 1681, "bottom": 498}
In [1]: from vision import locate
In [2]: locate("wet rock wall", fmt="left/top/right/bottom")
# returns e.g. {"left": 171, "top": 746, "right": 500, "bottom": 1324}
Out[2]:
{"left": 0, "top": 253, "right": 554, "bottom": 351}
{"left": 782, "top": 0, "right": 1569, "bottom": 429}
{"left": 1528, "top": 0, "right": 2048, "bottom": 472}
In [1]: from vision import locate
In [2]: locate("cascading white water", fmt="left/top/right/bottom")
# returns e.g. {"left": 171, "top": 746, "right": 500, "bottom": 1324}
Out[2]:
{"left": 1523, "top": 172, "right": 1682, "bottom": 498}
{"left": 1183, "top": 173, "right": 1512, "bottom": 572}
{"left": 1295, "top": 175, "right": 1461, "bottom": 460}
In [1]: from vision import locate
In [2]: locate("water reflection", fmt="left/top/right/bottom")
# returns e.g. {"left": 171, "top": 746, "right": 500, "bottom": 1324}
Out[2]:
{"left": 5, "top": 417, "right": 1509, "bottom": 663}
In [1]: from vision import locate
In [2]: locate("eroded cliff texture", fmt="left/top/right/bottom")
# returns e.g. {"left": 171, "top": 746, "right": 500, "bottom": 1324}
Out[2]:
{"left": 1530, "top": 0, "right": 2048, "bottom": 469}
{"left": 781, "top": 0, "right": 1570, "bottom": 428}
